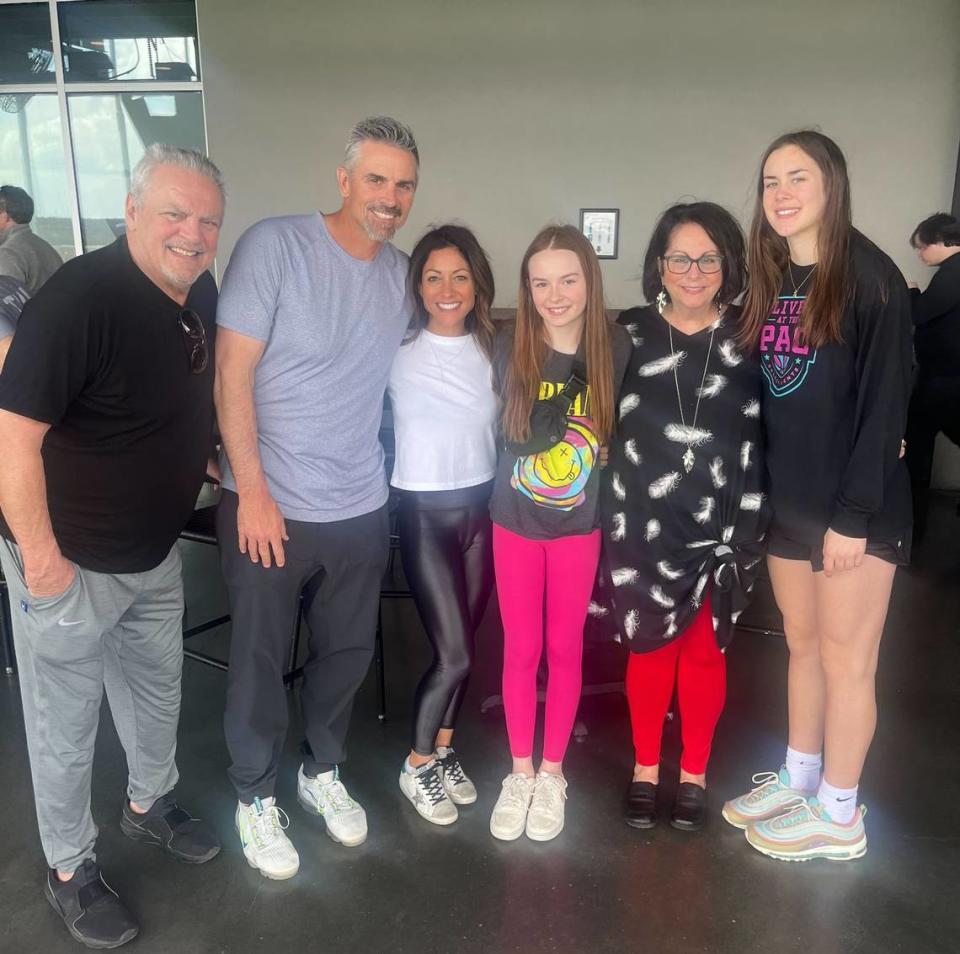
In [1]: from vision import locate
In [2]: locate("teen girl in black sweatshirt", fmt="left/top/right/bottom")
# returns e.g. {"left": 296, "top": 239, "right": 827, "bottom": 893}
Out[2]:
{"left": 722, "top": 130, "right": 913, "bottom": 863}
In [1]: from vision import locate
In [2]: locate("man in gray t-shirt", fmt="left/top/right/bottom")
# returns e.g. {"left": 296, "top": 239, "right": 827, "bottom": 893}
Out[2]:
{"left": 215, "top": 117, "right": 418, "bottom": 879}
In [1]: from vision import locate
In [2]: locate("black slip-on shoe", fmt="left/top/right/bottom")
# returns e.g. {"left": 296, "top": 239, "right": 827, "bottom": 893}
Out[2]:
{"left": 121, "top": 792, "right": 220, "bottom": 864}
{"left": 45, "top": 860, "right": 139, "bottom": 949}
{"left": 625, "top": 780, "right": 658, "bottom": 829}
{"left": 670, "top": 782, "right": 707, "bottom": 831}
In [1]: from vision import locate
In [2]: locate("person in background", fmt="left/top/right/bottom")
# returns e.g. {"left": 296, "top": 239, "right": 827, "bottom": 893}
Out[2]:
{"left": 388, "top": 224, "right": 498, "bottom": 826}
{"left": 488, "top": 224, "right": 631, "bottom": 843}
{"left": 0, "top": 274, "right": 29, "bottom": 372}
{"left": 0, "top": 185, "right": 64, "bottom": 295}
{"left": 603, "top": 202, "right": 768, "bottom": 833}
{"left": 905, "top": 212, "right": 960, "bottom": 536}
{"left": 723, "top": 130, "right": 913, "bottom": 863}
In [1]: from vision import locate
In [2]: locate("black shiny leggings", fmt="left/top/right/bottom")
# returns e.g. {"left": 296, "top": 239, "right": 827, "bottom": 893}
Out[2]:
{"left": 397, "top": 482, "right": 494, "bottom": 756}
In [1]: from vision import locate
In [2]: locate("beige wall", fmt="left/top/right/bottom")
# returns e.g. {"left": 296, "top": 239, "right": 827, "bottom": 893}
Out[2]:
{"left": 198, "top": 0, "right": 960, "bottom": 483}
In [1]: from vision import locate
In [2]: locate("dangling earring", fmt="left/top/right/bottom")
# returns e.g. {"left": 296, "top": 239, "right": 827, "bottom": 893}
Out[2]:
{"left": 655, "top": 287, "right": 668, "bottom": 314}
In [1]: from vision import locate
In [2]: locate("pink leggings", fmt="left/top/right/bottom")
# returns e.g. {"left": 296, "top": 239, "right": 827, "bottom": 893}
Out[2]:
{"left": 492, "top": 523, "right": 601, "bottom": 764}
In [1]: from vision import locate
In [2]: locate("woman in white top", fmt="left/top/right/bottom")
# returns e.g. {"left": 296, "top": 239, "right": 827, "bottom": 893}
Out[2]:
{"left": 388, "top": 224, "right": 498, "bottom": 826}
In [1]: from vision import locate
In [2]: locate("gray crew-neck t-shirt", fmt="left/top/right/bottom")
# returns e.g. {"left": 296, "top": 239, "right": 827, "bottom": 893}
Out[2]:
{"left": 216, "top": 213, "right": 412, "bottom": 522}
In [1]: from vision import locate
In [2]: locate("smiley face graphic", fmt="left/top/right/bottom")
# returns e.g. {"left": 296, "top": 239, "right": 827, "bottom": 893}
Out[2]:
{"left": 511, "top": 417, "right": 599, "bottom": 510}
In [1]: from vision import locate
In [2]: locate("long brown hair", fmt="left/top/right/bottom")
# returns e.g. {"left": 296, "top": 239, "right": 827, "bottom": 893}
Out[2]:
{"left": 502, "top": 224, "right": 614, "bottom": 444}
{"left": 406, "top": 224, "right": 496, "bottom": 360}
{"left": 739, "top": 130, "right": 852, "bottom": 350}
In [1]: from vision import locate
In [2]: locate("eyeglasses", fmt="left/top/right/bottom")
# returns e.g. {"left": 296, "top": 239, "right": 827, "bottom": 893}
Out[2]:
{"left": 661, "top": 253, "right": 724, "bottom": 275}
{"left": 178, "top": 309, "right": 208, "bottom": 374}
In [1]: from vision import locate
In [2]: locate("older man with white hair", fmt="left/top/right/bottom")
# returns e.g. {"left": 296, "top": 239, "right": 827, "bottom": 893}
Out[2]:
{"left": 0, "top": 143, "right": 225, "bottom": 949}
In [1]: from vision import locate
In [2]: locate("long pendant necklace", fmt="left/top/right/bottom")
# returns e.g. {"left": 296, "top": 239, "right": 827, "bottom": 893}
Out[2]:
{"left": 787, "top": 260, "right": 817, "bottom": 297}
{"left": 662, "top": 306, "right": 719, "bottom": 474}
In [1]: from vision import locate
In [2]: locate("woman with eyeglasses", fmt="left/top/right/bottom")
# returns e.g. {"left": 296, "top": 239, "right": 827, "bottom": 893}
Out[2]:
{"left": 601, "top": 202, "right": 768, "bottom": 832}
{"left": 722, "top": 130, "right": 913, "bottom": 863}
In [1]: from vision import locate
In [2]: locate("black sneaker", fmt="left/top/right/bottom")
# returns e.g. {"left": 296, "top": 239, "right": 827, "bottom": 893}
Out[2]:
{"left": 120, "top": 792, "right": 220, "bottom": 864}
{"left": 44, "top": 860, "right": 139, "bottom": 949}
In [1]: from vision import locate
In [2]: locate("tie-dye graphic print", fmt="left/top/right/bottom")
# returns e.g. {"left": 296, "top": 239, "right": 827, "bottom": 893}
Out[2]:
{"left": 511, "top": 415, "right": 599, "bottom": 510}
{"left": 510, "top": 379, "right": 599, "bottom": 511}
{"left": 760, "top": 295, "right": 818, "bottom": 397}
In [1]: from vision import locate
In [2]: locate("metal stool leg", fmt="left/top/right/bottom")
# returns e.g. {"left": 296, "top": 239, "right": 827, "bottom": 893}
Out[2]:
{"left": 375, "top": 603, "right": 386, "bottom": 721}
{"left": 0, "top": 582, "right": 15, "bottom": 677}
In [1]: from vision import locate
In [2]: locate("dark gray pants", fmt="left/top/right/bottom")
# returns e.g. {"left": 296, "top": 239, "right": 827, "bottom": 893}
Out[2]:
{"left": 0, "top": 540, "right": 184, "bottom": 873}
{"left": 218, "top": 491, "right": 389, "bottom": 803}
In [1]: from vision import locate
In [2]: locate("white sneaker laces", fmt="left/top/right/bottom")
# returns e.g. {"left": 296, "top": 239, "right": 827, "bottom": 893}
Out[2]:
{"left": 499, "top": 775, "right": 533, "bottom": 812}
{"left": 320, "top": 778, "right": 357, "bottom": 815}
{"left": 250, "top": 804, "right": 290, "bottom": 849}
{"left": 769, "top": 795, "right": 812, "bottom": 827}
{"left": 745, "top": 771, "right": 781, "bottom": 802}
{"left": 534, "top": 774, "right": 566, "bottom": 810}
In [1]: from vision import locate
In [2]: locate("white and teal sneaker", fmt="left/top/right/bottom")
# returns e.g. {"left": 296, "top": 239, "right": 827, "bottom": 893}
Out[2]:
{"left": 399, "top": 760, "right": 458, "bottom": 825}
{"left": 236, "top": 797, "right": 299, "bottom": 880}
{"left": 297, "top": 765, "right": 368, "bottom": 847}
{"left": 438, "top": 749, "right": 478, "bottom": 806}
{"left": 745, "top": 796, "right": 868, "bottom": 862}
{"left": 721, "top": 767, "right": 806, "bottom": 830}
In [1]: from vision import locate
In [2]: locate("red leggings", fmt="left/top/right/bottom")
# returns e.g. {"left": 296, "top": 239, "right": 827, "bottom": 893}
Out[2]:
{"left": 625, "top": 597, "right": 726, "bottom": 775}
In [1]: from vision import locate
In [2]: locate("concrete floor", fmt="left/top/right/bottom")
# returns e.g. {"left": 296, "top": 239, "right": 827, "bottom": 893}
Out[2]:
{"left": 1, "top": 494, "right": 958, "bottom": 954}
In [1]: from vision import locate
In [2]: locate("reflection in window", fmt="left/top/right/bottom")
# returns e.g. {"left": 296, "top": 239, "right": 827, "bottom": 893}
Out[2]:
{"left": 0, "top": 94, "right": 74, "bottom": 261}
{"left": 0, "top": 3, "right": 56, "bottom": 85}
{"left": 59, "top": 0, "right": 200, "bottom": 83}
{"left": 68, "top": 91, "right": 205, "bottom": 251}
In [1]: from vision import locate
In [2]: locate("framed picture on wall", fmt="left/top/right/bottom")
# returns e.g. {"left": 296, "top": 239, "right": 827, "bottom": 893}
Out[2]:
{"left": 579, "top": 208, "right": 619, "bottom": 259}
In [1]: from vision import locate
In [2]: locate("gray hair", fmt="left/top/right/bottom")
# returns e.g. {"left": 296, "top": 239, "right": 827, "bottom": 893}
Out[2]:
{"left": 343, "top": 116, "right": 419, "bottom": 172}
{"left": 129, "top": 143, "right": 226, "bottom": 208}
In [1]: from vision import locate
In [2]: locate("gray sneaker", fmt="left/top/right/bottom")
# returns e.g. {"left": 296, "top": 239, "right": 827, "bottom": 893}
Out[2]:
{"left": 399, "top": 760, "right": 458, "bottom": 826}
{"left": 525, "top": 772, "right": 568, "bottom": 842}
{"left": 490, "top": 773, "right": 536, "bottom": 841}
{"left": 297, "top": 765, "right": 368, "bottom": 847}
{"left": 438, "top": 749, "right": 478, "bottom": 805}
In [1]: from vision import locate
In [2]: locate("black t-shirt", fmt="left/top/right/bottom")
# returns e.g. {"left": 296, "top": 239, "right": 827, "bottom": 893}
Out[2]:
{"left": 0, "top": 237, "right": 216, "bottom": 573}
{"left": 911, "top": 252, "right": 960, "bottom": 380}
{"left": 759, "top": 231, "right": 913, "bottom": 547}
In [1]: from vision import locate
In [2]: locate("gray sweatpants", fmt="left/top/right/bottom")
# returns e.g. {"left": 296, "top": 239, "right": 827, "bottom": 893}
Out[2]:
{"left": 0, "top": 540, "right": 184, "bottom": 873}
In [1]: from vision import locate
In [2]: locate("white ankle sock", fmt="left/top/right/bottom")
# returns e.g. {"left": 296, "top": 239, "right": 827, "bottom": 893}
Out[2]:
{"left": 785, "top": 746, "right": 822, "bottom": 793}
{"left": 817, "top": 778, "right": 858, "bottom": 824}
{"left": 436, "top": 746, "right": 452, "bottom": 758}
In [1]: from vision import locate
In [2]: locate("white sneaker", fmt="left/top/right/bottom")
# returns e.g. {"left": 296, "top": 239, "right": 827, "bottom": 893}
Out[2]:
{"left": 399, "top": 760, "right": 458, "bottom": 826}
{"left": 297, "top": 765, "right": 368, "bottom": 847}
{"left": 438, "top": 749, "right": 477, "bottom": 805}
{"left": 236, "top": 797, "right": 299, "bottom": 880}
{"left": 525, "top": 772, "right": 567, "bottom": 842}
{"left": 489, "top": 774, "right": 536, "bottom": 841}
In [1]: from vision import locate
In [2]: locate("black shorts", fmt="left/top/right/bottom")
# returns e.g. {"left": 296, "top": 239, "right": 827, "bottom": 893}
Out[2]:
{"left": 766, "top": 523, "right": 910, "bottom": 573}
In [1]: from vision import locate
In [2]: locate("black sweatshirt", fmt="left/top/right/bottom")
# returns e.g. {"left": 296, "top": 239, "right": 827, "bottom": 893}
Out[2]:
{"left": 760, "top": 231, "right": 913, "bottom": 546}
{"left": 910, "top": 251, "right": 960, "bottom": 380}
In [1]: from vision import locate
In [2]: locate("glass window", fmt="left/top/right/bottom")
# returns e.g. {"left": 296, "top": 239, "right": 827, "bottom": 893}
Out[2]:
{"left": 0, "top": 3, "right": 56, "bottom": 85}
{"left": 68, "top": 91, "right": 205, "bottom": 251}
{"left": 59, "top": 0, "right": 200, "bottom": 83}
{"left": 0, "top": 93, "right": 75, "bottom": 261}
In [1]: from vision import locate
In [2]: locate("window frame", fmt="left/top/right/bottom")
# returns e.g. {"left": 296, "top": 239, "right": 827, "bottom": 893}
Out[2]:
{"left": 0, "top": 0, "right": 207, "bottom": 258}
